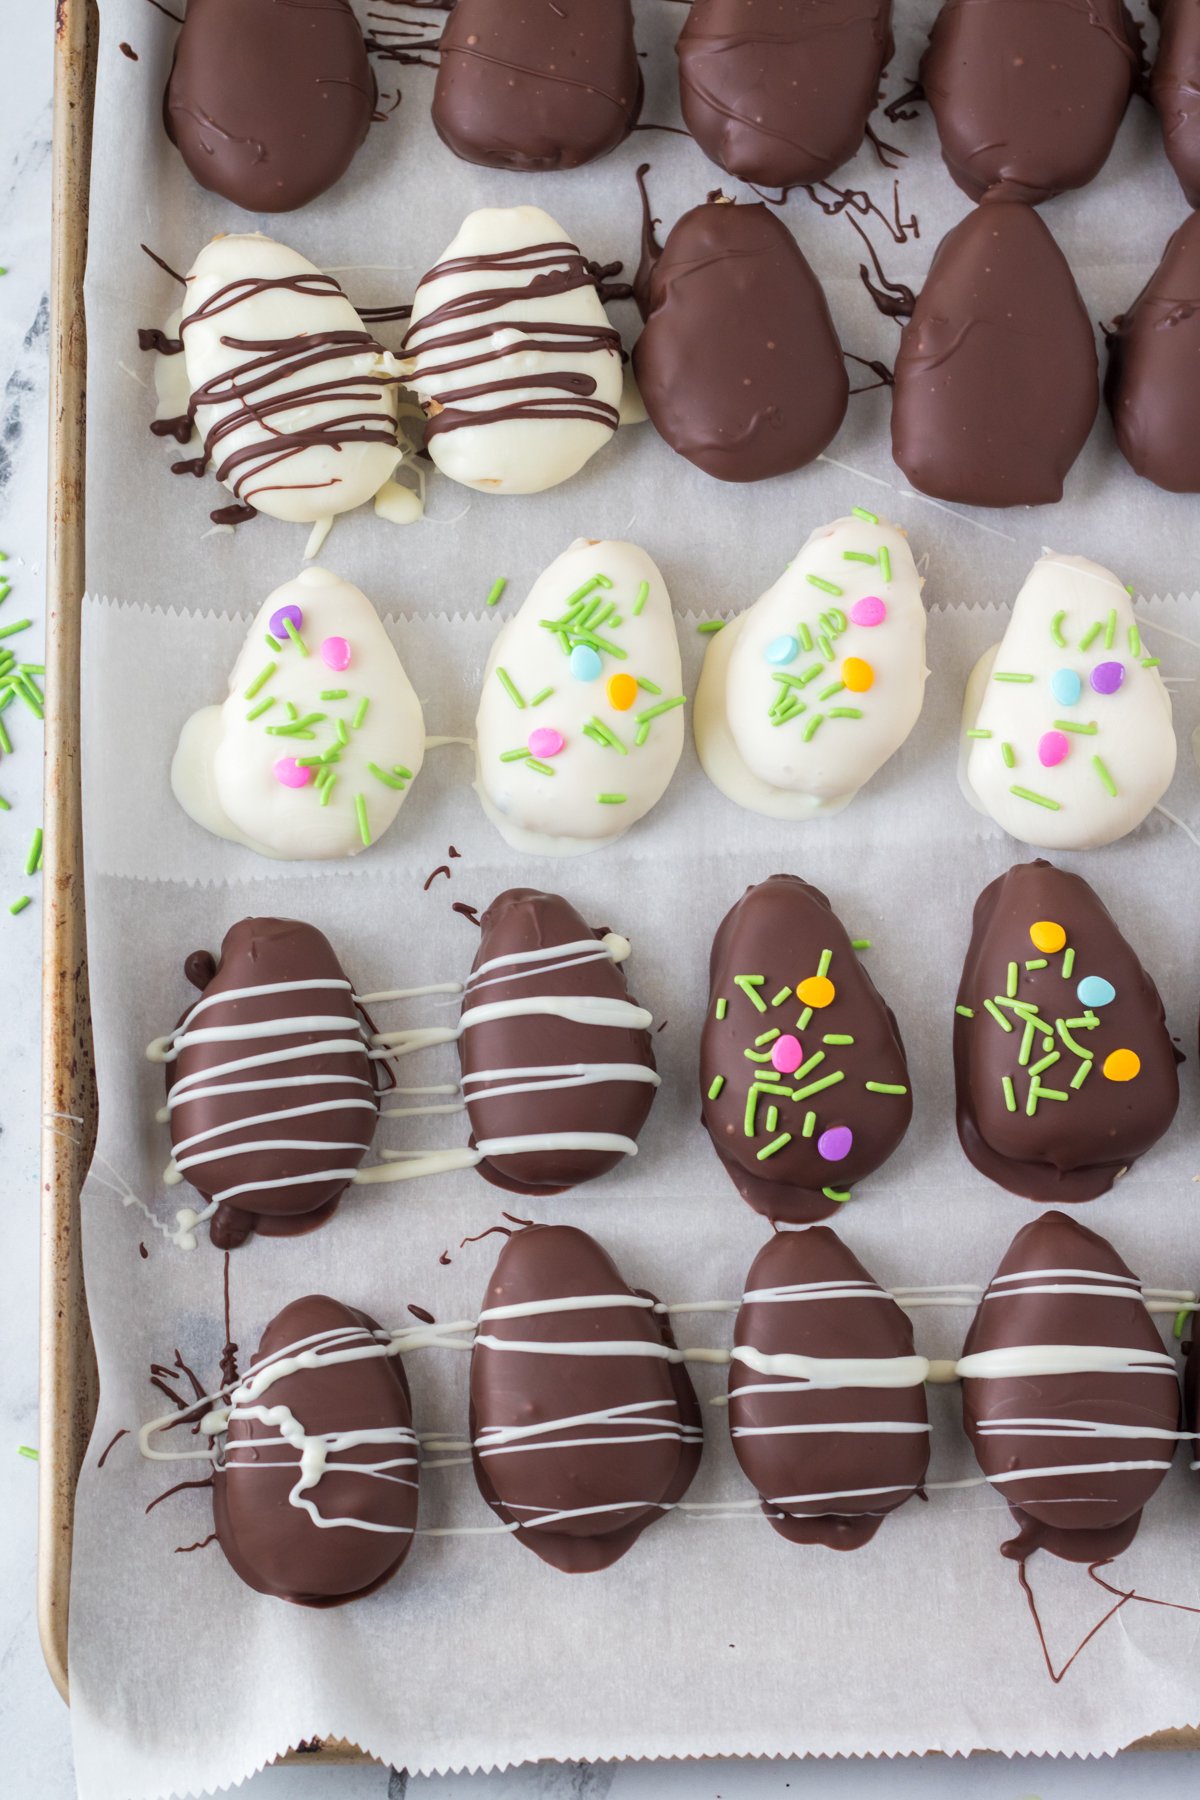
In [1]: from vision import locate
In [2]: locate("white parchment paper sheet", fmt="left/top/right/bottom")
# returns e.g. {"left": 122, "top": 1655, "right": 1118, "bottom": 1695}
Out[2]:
{"left": 71, "top": 0, "right": 1200, "bottom": 1792}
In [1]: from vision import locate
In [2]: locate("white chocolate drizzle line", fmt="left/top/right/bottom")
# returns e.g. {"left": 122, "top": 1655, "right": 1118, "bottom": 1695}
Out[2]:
{"left": 354, "top": 934, "right": 631, "bottom": 1008}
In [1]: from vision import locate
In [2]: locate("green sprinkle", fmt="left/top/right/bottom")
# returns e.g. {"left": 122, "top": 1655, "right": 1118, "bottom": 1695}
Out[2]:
{"left": 715, "top": 998, "right": 727, "bottom": 1021}
{"left": 744, "top": 1087, "right": 759, "bottom": 1138}
{"left": 334, "top": 719, "right": 350, "bottom": 748}
{"left": 827, "top": 707, "right": 864, "bottom": 721}
{"left": 1001, "top": 742, "right": 1016, "bottom": 769}
{"left": 16, "top": 1445, "right": 37, "bottom": 1461}
{"left": 824, "top": 1034, "right": 855, "bottom": 1046}
{"left": 852, "top": 506, "right": 878, "bottom": 523}
{"left": 500, "top": 747, "right": 531, "bottom": 763}
{"left": 798, "top": 623, "right": 814, "bottom": 652}
{"left": 264, "top": 632, "right": 282, "bottom": 652}
{"left": 755, "top": 1028, "right": 781, "bottom": 1047}
{"left": 1056, "top": 1019, "right": 1093, "bottom": 1060}
{"left": 793, "top": 1051, "right": 826, "bottom": 1081}
{"left": 756, "top": 1133, "right": 793, "bottom": 1162}
{"left": 632, "top": 581, "right": 650, "bottom": 616}
{"left": 851, "top": 939, "right": 871, "bottom": 951}
{"left": 0, "top": 794, "right": 8, "bottom": 812}
{"left": 802, "top": 715, "right": 824, "bottom": 742}
{"left": 822, "top": 1187, "right": 852, "bottom": 1204}
{"left": 1010, "top": 785, "right": 1061, "bottom": 811}
{"left": 1092, "top": 756, "right": 1118, "bottom": 797}
{"left": 966, "top": 728, "right": 992, "bottom": 739}
{"left": 878, "top": 546, "right": 892, "bottom": 584}
{"left": 1174, "top": 1308, "right": 1191, "bottom": 1340}
{"left": 1028, "top": 1050, "right": 1061, "bottom": 1078}
{"left": 792, "top": 1069, "right": 845, "bottom": 1102}
{"left": 802, "top": 1111, "right": 817, "bottom": 1138}
{"left": 1018, "top": 1019, "right": 1036, "bottom": 1067}
{"left": 805, "top": 574, "right": 843, "bottom": 596}
{"left": 0, "top": 717, "right": 9, "bottom": 754}
{"left": 994, "top": 672, "right": 1035, "bottom": 683}
{"left": 0, "top": 619, "right": 31, "bottom": 640}
{"left": 353, "top": 698, "right": 369, "bottom": 730}
{"left": 983, "top": 998, "right": 1013, "bottom": 1033}
{"left": 1051, "top": 611, "right": 1067, "bottom": 647}
{"left": 529, "top": 686, "right": 555, "bottom": 707}
{"left": 697, "top": 621, "right": 724, "bottom": 635}
{"left": 354, "top": 794, "right": 371, "bottom": 846}
{"left": 1079, "top": 622, "right": 1102, "bottom": 651}
{"left": 635, "top": 696, "right": 686, "bottom": 724}
{"left": 1006, "top": 961, "right": 1019, "bottom": 999}
{"left": 526, "top": 759, "right": 555, "bottom": 776}
{"left": 1104, "top": 608, "right": 1117, "bottom": 650}
{"left": 496, "top": 667, "right": 526, "bottom": 709}
{"left": 817, "top": 948, "right": 833, "bottom": 980}
{"left": 1054, "top": 719, "right": 1098, "bottom": 735}
{"left": 1025, "top": 1079, "right": 1041, "bottom": 1117}
{"left": 817, "top": 632, "right": 835, "bottom": 660}
{"left": 865, "top": 1081, "right": 908, "bottom": 1095}
{"left": 486, "top": 576, "right": 507, "bottom": 608}
{"left": 1128, "top": 623, "right": 1142, "bottom": 657}
{"left": 1141, "top": 656, "right": 1161, "bottom": 669}
{"left": 735, "top": 974, "right": 767, "bottom": 1013}
{"left": 765, "top": 1105, "right": 779, "bottom": 1133}
{"left": 1025, "top": 958, "right": 1048, "bottom": 971}
{"left": 367, "top": 762, "right": 410, "bottom": 790}
{"left": 1037, "top": 1086, "right": 1069, "bottom": 1102}
{"left": 796, "top": 1006, "right": 813, "bottom": 1031}
{"left": 818, "top": 681, "right": 845, "bottom": 702}
{"left": 1062, "top": 946, "right": 1075, "bottom": 979}
{"left": 771, "top": 986, "right": 793, "bottom": 1007}
{"left": 843, "top": 551, "right": 876, "bottom": 565}
{"left": 246, "top": 697, "right": 274, "bottom": 721}
{"left": 9, "top": 896, "right": 30, "bottom": 915}
{"left": 707, "top": 1076, "right": 725, "bottom": 1101}
{"left": 955, "top": 1004, "right": 975, "bottom": 1018}
{"left": 319, "top": 688, "right": 348, "bottom": 701}
{"left": 25, "top": 828, "right": 43, "bottom": 876}
{"left": 243, "top": 661, "right": 277, "bottom": 700}
{"left": 1070, "top": 1059, "right": 1092, "bottom": 1090}
{"left": 637, "top": 678, "right": 662, "bottom": 697}
{"left": 319, "top": 776, "right": 337, "bottom": 808}
{"left": 597, "top": 792, "right": 626, "bottom": 804}
{"left": 283, "top": 618, "right": 308, "bottom": 656}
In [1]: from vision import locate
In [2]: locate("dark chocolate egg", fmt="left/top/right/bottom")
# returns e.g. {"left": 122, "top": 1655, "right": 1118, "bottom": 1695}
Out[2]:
{"left": 953, "top": 861, "right": 1181, "bottom": 1203}
{"left": 164, "top": 0, "right": 375, "bottom": 214}
{"left": 458, "top": 889, "right": 660, "bottom": 1196}
{"left": 1151, "top": 0, "right": 1200, "bottom": 207}
{"left": 676, "top": 0, "right": 893, "bottom": 191}
{"left": 892, "top": 199, "right": 1098, "bottom": 508}
{"left": 700, "top": 875, "right": 912, "bottom": 1225}
{"left": 1106, "top": 211, "right": 1200, "bottom": 494}
{"left": 730, "top": 1228, "right": 929, "bottom": 1548}
{"left": 433, "top": 0, "right": 642, "bottom": 171}
{"left": 215, "top": 1295, "right": 418, "bottom": 1604}
{"left": 921, "top": 0, "right": 1140, "bottom": 203}
{"left": 959, "top": 1212, "right": 1180, "bottom": 1563}
{"left": 632, "top": 200, "right": 848, "bottom": 484}
{"left": 158, "top": 918, "right": 378, "bottom": 1250}
{"left": 470, "top": 1224, "right": 702, "bottom": 1570}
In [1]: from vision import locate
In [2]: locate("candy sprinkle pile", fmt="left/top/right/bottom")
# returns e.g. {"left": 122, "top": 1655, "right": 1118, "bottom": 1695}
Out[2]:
{"left": 0, "top": 553, "right": 44, "bottom": 919}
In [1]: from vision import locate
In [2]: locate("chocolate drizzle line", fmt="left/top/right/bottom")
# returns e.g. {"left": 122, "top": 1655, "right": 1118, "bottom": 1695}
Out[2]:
{"left": 97, "top": 1428, "right": 128, "bottom": 1470}
{"left": 175, "top": 1533, "right": 219, "bottom": 1555}
{"left": 883, "top": 80, "right": 924, "bottom": 124}
{"left": 633, "top": 162, "right": 664, "bottom": 321}
{"left": 1015, "top": 1557, "right": 1200, "bottom": 1685}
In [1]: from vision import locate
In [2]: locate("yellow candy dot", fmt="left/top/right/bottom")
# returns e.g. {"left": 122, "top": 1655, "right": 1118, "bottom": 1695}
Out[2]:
{"left": 1103, "top": 1048, "right": 1141, "bottom": 1083}
{"left": 842, "top": 656, "right": 875, "bottom": 693}
{"left": 1029, "top": 919, "right": 1067, "bottom": 954}
{"left": 796, "top": 974, "right": 836, "bottom": 1009}
{"left": 606, "top": 673, "right": 638, "bottom": 712}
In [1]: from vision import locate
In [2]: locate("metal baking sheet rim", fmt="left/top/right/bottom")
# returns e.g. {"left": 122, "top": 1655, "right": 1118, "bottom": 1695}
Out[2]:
{"left": 35, "top": 0, "right": 1200, "bottom": 1766}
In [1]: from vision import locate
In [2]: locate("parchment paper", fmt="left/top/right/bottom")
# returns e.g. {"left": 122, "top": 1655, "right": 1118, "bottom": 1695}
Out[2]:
{"left": 71, "top": 0, "right": 1200, "bottom": 1793}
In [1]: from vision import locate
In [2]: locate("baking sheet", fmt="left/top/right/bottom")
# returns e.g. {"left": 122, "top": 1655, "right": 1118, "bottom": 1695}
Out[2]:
{"left": 72, "top": 0, "right": 1200, "bottom": 1792}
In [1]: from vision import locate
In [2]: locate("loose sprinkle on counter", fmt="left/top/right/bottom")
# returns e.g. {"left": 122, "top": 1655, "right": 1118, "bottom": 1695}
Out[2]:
{"left": 486, "top": 577, "right": 508, "bottom": 608}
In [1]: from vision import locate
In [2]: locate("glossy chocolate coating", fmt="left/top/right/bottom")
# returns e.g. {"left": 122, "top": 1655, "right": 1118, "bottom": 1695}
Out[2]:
{"left": 632, "top": 201, "right": 848, "bottom": 484}
{"left": 921, "top": 0, "right": 1139, "bottom": 203}
{"left": 676, "top": 0, "right": 893, "bottom": 190}
{"left": 459, "top": 889, "right": 658, "bottom": 1196}
{"left": 433, "top": 0, "right": 642, "bottom": 171}
{"left": 469, "top": 1224, "right": 702, "bottom": 1571}
{"left": 1151, "top": 0, "right": 1200, "bottom": 206}
{"left": 164, "top": 0, "right": 375, "bottom": 213}
{"left": 730, "top": 1229, "right": 929, "bottom": 1548}
{"left": 892, "top": 199, "right": 1098, "bottom": 508}
{"left": 701, "top": 875, "right": 912, "bottom": 1225}
{"left": 1106, "top": 211, "right": 1200, "bottom": 494}
{"left": 953, "top": 862, "right": 1180, "bottom": 1203}
{"left": 214, "top": 1295, "right": 417, "bottom": 1604}
{"left": 166, "top": 918, "right": 378, "bottom": 1250}
{"left": 961, "top": 1211, "right": 1180, "bottom": 1563}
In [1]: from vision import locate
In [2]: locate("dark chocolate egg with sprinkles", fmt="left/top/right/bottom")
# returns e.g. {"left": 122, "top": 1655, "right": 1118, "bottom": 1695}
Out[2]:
{"left": 953, "top": 861, "right": 1181, "bottom": 1203}
{"left": 891, "top": 199, "right": 1098, "bottom": 508}
{"left": 632, "top": 199, "right": 848, "bottom": 485}
{"left": 730, "top": 1229, "right": 929, "bottom": 1549}
{"left": 959, "top": 1211, "right": 1180, "bottom": 1564}
{"left": 1106, "top": 211, "right": 1200, "bottom": 495}
{"left": 149, "top": 918, "right": 379, "bottom": 1250}
{"left": 457, "top": 889, "right": 661, "bottom": 1196}
{"left": 164, "top": 0, "right": 376, "bottom": 213}
{"left": 469, "top": 1224, "right": 703, "bottom": 1571}
{"left": 700, "top": 875, "right": 912, "bottom": 1225}
{"left": 1151, "top": 0, "right": 1200, "bottom": 207}
{"left": 920, "top": 0, "right": 1140, "bottom": 204}
{"left": 676, "top": 0, "right": 893, "bottom": 191}
{"left": 214, "top": 1294, "right": 418, "bottom": 1604}
{"left": 432, "top": 0, "right": 642, "bottom": 171}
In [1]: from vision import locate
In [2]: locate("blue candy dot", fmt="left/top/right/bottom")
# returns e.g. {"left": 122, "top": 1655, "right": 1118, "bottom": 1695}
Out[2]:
{"left": 1051, "top": 667, "right": 1081, "bottom": 707}
{"left": 569, "top": 645, "right": 603, "bottom": 682}
{"left": 765, "top": 634, "right": 800, "bottom": 667}
{"left": 1077, "top": 975, "right": 1116, "bottom": 1008}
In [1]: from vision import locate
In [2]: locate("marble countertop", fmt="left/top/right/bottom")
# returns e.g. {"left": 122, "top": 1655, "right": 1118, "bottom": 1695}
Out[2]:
{"left": 1, "top": 4, "right": 1198, "bottom": 1795}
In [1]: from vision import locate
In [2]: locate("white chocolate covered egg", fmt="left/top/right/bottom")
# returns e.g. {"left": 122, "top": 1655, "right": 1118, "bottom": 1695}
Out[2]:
{"left": 961, "top": 552, "right": 1176, "bottom": 850}
{"left": 172, "top": 566, "right": 425, "bottom": 860}
{"left": 400, "top": 206, "right": 623, "bottom": 495}
{"left": 475, "top": 539, "right": 685, "bottom": 855}
{"left": 694, "top": 512, "right": 927, "bottom": 818}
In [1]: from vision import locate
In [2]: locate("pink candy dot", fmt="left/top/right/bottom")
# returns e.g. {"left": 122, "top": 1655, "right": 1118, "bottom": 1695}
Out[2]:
{"left": 273, "top": 756, "right": 312, "bottom": 789}
{"left": 817, "top": 1125, "right": 853, "bottom": 1162}
{"left": 319, "top": 635, "right": 352, "bottom": 672}
{"left": 1038, "top": 730, "right": 1070, "bottom": 768}
{"left": 771, "top": 1033, "right": 803, "bottom": 1075}
{"left": 528, "top": 726, "right": 565, "bottom": 759}
{"left": 849, "top": 596, "right": 887, "bottom": 628}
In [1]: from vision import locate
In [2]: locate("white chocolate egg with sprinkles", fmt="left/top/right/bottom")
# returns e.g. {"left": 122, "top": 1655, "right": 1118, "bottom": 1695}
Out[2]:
{"left": 695, "top": 512, "right": 927, "bottom": 819}
{"left": 171, "top": 566, "right": 425, "bottom": 860}
{"left": 961, "top": 552, "right": 1176, "bottom": 850}
{"left": 475, "top": 539, "right": 685, "bottom": 854}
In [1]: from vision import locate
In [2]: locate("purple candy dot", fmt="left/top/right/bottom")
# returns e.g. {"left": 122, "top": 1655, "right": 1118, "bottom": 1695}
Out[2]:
{"left": 1038, "top": 730, "right": 1070, "bottom": 768}
{"left": 1090, "top": 660, "right": 1125, "bottom": 696}
{"left": 817, "top": 1125, "right": 853, "bottom": 1162}
{"left": 273, "top": 756, "right": 312, "bottom": 790}
{"left": 269, "top": 603, "right": 304, "bottom": 639}
{"left": 771, "top": 1033, "right": 803, "bottom": 1075}
{"left": 527, "top": 726, "right": 564, "bottom": 759}
{"left": 849, "top": 596, "right": 886, "bottom": 628}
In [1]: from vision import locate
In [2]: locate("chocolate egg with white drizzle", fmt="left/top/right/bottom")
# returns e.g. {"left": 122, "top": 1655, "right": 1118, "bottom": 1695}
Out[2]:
{"left": 958, "top": 1211, "right": 1181, "bottom": 1563}
{"left": 730, "top": 1229, "right": 929, "bottom": 1549}
{"left": 458, "top": 889, "right": 660, "bottom": 1196}
{"left": 214, "top": 1294, "right": 418, "bottom": 1604}
{"left": 400, "top": 206, "right": 623, "bottom": 495}
{"left": 150, "top": 918, "right": 379, "bottom": 1250}
{"left": 470, "top": 1224, "right": 702, "bottom": 1570}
